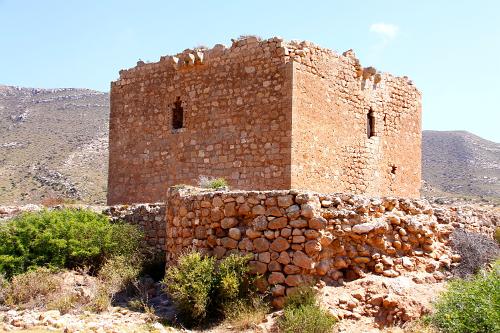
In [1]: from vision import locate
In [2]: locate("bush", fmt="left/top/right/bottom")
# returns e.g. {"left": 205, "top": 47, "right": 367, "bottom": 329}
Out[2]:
{"left": 284, "top": 285, "right": 318, "bottom": 308}
{"left": 449, "top": 229, "right": 500, "bottom": 277}
{"left": 0, "top": 209, "right": 143, "bottom": 278}
{"left": 495, "top": 227, "right": 500, "bottom": 245}
{"left": 216, "top": 253, "right": 253, "bottom": 302}
{"left": 163, "top": 251, "right": 216, "bottom": 324}
{"left": 89, "top": 255, "right": 142, "bottom": 313}
{"left": 4, "top": 267, "right": 61, "bottom": 308}
{"left": 98, "top": 256, "right": 141, "bottom": 295}
{"left": 428, "top": 260, "right": 500, "bottom": 333}
{"left": 163, "top": 251, "right": 256, "bottom": 326}
{"left": 278, "top": 286, "right": 336, "bottom": 333}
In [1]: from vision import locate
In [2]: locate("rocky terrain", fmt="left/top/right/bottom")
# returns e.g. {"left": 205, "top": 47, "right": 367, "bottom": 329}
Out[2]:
{"left": 422, "top": 130, "right": 500, "bottom": 202}
{"left": 1, "top": 84, "right": 499, "bottom": 205}
{"left": 0, "top": 85, "right": 109, "bottom": 204}
{"left": 1, "top": 195, "right": 498, "bottom": 332}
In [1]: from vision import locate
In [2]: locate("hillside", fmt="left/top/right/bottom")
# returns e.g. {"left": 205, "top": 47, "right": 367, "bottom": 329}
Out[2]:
{"left": 422, "top": 130, "right": 500, "bottom": 200}
{"left": 1, "top": 84, "right": 498, "bottom": 204}
{"left": 0, "top": 85, "right": 109, "bottom": 204}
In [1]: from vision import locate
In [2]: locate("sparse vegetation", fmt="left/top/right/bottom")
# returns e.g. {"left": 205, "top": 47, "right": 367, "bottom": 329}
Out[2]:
{"left": 163, "top": 251, "right": 215, "bottom": 323}
{"left": 222, "top": 297, "right": 269, "bottom": 330}
{"left": 237, "top": 34, "right": 262, "bottom": 41}
{"left": 0, "top": 273, "right": 7, "bottom": 304}
{"left": 449, "top": 229, "right": 500, "bottom": 277}
{"left": 0, "top": 209, "right": 143, "bottom": 278}
{"left": 284, "top": 285, "right": 318, "bottom": 308}
{"left": 198, "top": 176, "right": 228, "bottom": 190}
{"left": 2, "top": 267, "right": 61, "bottom": 308}
{"left": 163, "top": 250, "right": 258, "bottom": 327}
{"left": 40, "top": 197, "right": 78, "bottom": 207}
{"left": 89, "top": 255, "right": 142, "bottom": 312}
{"left": 278, "top": 286, "right": 336, "bottom": 333}
{"left": 427, "top": 260, "right": 500, "bottom": 333}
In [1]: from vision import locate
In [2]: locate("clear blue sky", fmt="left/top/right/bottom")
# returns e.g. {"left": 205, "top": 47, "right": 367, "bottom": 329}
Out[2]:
{"left": 1, "top": 0, "right": 499, "bottom": 142}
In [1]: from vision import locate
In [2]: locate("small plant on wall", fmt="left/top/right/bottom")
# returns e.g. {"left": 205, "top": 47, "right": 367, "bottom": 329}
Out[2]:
{"left": 198, "top": 176, "right": 228, "bottom": 190}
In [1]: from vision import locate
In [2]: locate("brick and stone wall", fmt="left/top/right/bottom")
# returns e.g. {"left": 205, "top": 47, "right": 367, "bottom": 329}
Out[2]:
{"left": 108, "top": 37, "right": 293, "bottom": 205}
{"left": 290, "top": 43, "right": 421, "bottom": 197}
{"left": 165, "top": 187, "right": 495, "bottom": 306}
{"left": 103, "top": 203, "right": 166, "bottom": 253}
{"left": 108, "top": 36, "right": 421, "bottom": 205}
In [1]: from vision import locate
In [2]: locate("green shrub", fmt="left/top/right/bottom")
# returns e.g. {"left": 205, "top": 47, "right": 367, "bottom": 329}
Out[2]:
{"left": 428, "top": 260, "right": 500, "bottom": 333}
{"left": 163, "top": 251, "right": 216, "bottom": 323}
{"left": 0, "top": 209, "right": 142, "bottom": 278}
{"left": 216, "top": 253, "right": 253, "bottom": 301}
{"left": 163, "top": 251, "right": 256, "bottom": 326}
{"left": 495, "top": 227, "right": 500, "bottom": 245}
{"left": 278, "top": 286, "right": 336, "bottom": 333}
{"left": 284, "top": 285, "right": 318, "bottom": 308}
{"left": 208, "top": 178, "right": 228, "bottom": 189}
{"left": 198, "top": 176, "right": 228, "bottom": 189}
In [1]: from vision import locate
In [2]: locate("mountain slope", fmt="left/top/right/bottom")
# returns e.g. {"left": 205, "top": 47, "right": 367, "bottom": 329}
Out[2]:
{"left": 0, "top": 85, "right": 109, "bottom": 204}
{"left": 422, "top": 130, "right": 500, "bottom": 199}
{"left": 1, "top": 84, "right": 498, "bottom": 204}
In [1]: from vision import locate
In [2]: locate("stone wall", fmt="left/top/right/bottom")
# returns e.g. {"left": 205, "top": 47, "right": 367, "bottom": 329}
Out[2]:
{"left": 290, "top": 43, "right": 421, "bottom": 197}
{"left": 108, "top": 36, "right": 421, "bottom": 205}
{"left": 108, "top": 37, "right": 293, "bottom": 205}
{"left": 165, "top": 188, "right": 492, "bottom": 306}
{"left": 103, "top": 203, "right": 166, "bottom": 253}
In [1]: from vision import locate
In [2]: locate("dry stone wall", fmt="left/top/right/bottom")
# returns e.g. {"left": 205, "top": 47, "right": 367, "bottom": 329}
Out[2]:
{"left": 165, "top": 187, "right": 491, "bottom": 307}
{"left": 103, "top": 203, "right": 166, "bottom": 253}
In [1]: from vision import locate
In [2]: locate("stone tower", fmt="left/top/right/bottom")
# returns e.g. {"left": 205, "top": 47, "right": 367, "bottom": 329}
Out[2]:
{"left": 107, "top": 36, "right": 421, "bottom": 205}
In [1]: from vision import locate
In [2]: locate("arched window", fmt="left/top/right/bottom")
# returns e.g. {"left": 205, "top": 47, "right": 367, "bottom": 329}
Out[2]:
{"left": 172, "top": 97, "right": 184, "bottom": 130}
{"left": 367, "top": 109, "right": 375, "bottom": 138}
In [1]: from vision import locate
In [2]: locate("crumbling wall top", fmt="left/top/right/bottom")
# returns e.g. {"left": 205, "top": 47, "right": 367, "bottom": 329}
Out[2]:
{"left": 112, "top": 36, "right": 419, "bottom": 94}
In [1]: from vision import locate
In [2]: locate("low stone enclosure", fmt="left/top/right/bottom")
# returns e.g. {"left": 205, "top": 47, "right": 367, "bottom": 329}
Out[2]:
{"left": 97, "top": 186, "right": 498, "bottom": 308}
{"left": 165, "top": 187, "right": 498, "bottom": 306}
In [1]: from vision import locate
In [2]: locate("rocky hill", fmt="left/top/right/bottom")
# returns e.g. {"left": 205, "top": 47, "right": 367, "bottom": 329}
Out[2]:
{"left": 0, "top": 84, "right": 498, "bottom": 204}
{"left": 0, "top": 85, "right": 109, "bottom": 204}
{"left": 422, "top": 130, "right": 500, "bottom": 201}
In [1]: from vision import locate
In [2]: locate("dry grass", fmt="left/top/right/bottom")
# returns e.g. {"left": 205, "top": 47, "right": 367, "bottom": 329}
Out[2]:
{"left": 222, "top": 299, "right": 269, "bottom": 330}
{"left": 4, "top": 267, "right": 62, "bottom": 308}
{"left": 40, "top": 197, "right": 77, "bottom": 207}
{"left": 5, "top": 324, "right": 165, "bottom": 333}
{"left": 381, "top": 321, "right": 439, "bottom": 333}
{"left": 2, "top": 256, "right": 143, "bottom": 314}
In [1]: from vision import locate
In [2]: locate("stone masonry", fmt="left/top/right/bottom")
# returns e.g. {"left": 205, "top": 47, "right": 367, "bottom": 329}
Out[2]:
{"left": 104, "top": 203, "right": 166, "bottom": 253}
{"left": 164, "top": 187, "right": 499, "bottom": 307}
{"left": 108, "top": 36, "right": 422, "bottom": 205}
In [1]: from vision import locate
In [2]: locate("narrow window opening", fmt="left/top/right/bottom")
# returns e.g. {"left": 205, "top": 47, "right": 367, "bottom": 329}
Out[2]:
{"left": 367, "top": 110, "right": 375, "bottom": 138}
{"left": 172, "top": 97, "right": 184, "bottom": 130}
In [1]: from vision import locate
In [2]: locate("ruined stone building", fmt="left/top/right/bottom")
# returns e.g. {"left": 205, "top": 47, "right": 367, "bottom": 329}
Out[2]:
{"left": 107, "top": 37, "right": 421, "bottom": 205}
